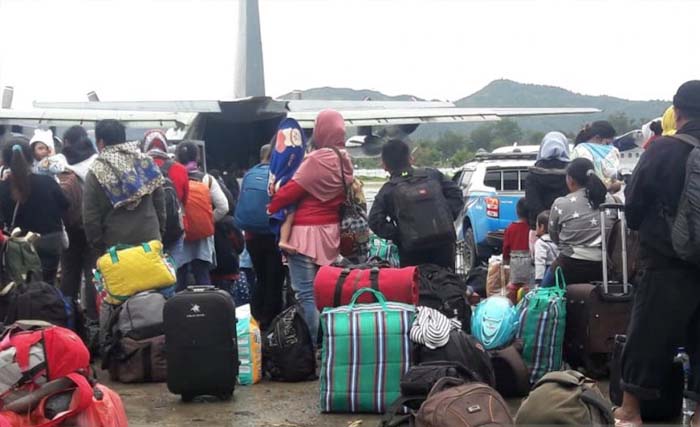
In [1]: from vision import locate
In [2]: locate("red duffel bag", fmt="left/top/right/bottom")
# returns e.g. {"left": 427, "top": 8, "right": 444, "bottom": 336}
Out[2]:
{"left": 314, "top": 264, "right": 419, "bottom": 310}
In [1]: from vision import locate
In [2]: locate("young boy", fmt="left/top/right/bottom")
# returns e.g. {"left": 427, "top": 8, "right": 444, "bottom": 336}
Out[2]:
{"left": 368, "top": 139, "right": 463, "bottom": 269}
{"left": 268, "top": 118, "right": 306, "bottom": 254}
{"left": 503, "top": 198, "right": 532, "bottom": 302}
{"left": 533, "top": 210, "right": 559, "bottom": 285}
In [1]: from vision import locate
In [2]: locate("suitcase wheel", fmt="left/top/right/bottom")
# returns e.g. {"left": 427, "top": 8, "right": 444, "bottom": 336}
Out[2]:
{"left": 218, "top": 392, "right": 233, "bottom": 401}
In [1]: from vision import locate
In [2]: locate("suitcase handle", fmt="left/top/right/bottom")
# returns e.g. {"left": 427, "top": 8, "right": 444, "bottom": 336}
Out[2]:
{"left": 600, "top": 205, "right": 629, "bottom": 294}
{"left": 186, "top": 285, "right": 216, "bottom": 292}
{"left": 599, "top": 288, "right": 634, "bottom": 303}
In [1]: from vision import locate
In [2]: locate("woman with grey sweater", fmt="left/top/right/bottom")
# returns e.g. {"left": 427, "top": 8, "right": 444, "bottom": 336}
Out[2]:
{"left": 545, "top": 158, "right": 616, "bottom": 285}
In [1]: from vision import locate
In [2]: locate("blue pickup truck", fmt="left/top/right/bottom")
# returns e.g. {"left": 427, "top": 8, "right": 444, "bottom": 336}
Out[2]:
{"left": 452, "top": 145, "right": 538, "bottom": 278}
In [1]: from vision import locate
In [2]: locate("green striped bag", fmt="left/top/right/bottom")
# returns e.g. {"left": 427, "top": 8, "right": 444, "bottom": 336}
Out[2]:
{"left": 320, "top": 288, "right": 415, "bottom": 414}
{"left": 368, "top": 235, "right": 400, "bottom": 267}
{"left": 516, "top": 267, "right": 567, "bottom": 385}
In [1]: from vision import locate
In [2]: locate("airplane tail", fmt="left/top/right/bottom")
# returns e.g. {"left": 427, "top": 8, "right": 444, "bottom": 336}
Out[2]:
{"left": 234, "top": 0, "right": 265, "bottom": 98}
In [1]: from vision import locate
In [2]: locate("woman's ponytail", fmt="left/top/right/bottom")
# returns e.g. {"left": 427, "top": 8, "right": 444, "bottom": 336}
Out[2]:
{"left": 2, "top": 138, "right": 33, "bottom": 203}
{"left": 566, "top": 158, "right": 607, "bottom": 209}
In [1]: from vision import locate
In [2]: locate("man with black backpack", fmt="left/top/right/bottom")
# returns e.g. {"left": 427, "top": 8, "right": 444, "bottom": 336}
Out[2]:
{"left": 369, "top": 139, "right": 463, "bottom": 269}
{"left": 615, "top": 81, "right": 700, "bottom": 426}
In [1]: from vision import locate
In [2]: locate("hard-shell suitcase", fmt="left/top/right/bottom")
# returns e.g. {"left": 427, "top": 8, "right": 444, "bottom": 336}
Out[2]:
{"left": 564, "top": 203, "right": 634, "bottom": 378}
{"left": 609, "top": 335, "right": 684, "bottom": 421}
{"left": 164, "top": 286, "right": 238, "bottom": 401}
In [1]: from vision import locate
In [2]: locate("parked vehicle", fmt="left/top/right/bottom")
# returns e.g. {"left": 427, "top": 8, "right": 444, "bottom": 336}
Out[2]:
{"left": 453, "top": 144, "right": 538, "bottom": 278}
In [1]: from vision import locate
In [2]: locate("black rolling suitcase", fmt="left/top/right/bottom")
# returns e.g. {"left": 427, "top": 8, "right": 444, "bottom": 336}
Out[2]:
{"left": 610, "top": 335, "right": 684, "bottom": 421}
{"left": 564, "top": 203, "right": 634, "bottom": 378}
{"left": 164, "top": 286, "right": 238, "bottom": 401}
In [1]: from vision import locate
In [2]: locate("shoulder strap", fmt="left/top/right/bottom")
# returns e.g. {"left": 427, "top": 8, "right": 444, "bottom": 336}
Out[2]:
{"left": 580, "top": 388, "right": 615, "bottom": 425}
{"left": 671, "top": 134, "right": 700, "bottom": 148}
{"left": 329, "top": 147, "right": 349, "bottom": 200}
{"left": 160, "top": 159, "right": 174, "bottom": 176}
{"left": 10, "top": 201, "right": 19, "bottom": 231}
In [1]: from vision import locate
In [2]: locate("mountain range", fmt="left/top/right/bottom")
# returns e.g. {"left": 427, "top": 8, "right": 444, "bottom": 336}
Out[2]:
{"left": 279, "top": 79, "right": 670, "bottom": 140}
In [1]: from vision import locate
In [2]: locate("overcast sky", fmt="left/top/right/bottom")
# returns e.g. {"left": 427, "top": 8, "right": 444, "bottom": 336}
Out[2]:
{"left": 0, "top": 0, "right": 697, "bottom": 108}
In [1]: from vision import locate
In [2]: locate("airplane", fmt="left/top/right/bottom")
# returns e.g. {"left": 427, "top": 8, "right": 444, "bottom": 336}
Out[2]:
{"left": 0, "top": 0, "right": 600, "bottom": 170}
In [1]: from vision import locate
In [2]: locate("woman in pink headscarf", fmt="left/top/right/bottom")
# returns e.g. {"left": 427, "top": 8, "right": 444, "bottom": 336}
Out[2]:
{"left": 268, "top": 110, "right": 353, "bottom": 342}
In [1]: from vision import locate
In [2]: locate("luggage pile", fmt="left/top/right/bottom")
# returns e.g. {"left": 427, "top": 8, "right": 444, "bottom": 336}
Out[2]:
{"left": 96, "top": 240, "right": 176, "bottom": 384}
{"left": 0, "top": 322, "right": 128, "bottom": 427}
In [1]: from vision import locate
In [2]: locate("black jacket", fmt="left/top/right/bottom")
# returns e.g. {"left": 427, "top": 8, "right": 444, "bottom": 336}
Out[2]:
{"left": 0, "top": 174, "right": 69, "bottom": 235}
{"left": 524, "top": 159, "right": 569, "bottom": 230}
{"left": 369, "top": 167, "right": 463, "bottom": 244}
{"left": 625, "top": 119, "right": 700, "bottom": 267}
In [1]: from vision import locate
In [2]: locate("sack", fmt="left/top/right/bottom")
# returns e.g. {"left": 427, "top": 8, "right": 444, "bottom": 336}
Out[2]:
{"left": 116, "top": 291, "right": 165, "bottom": 340}
{"left": 486, "top": 257, "right": 509, "bottom": 297}
{"left": 314, "top": 263, "right": 419, "bottom": 310}
{"left": 368, "top": 235, "right": 400, "bottom": 268}
{"left": 235, "top": 164, "right": 272, "bottom": 234}
{"left": 236, "top": 305, "right": 262, "bottom": 385}
{"left": 471, "top": 296, "right": 518, "bottom": 350}
{"left": 0, "top": 324, "right": 90, "bottom": 398}
{"left": 390, "top": 169, "right": 455, "bottom": 252}
{"left": 57, "top": 171, "right": 84, "bottom": 230}
{"left": 1, "top": 234, "right": 42, "bottom": 285}
{"left": 184, "top": 175, "right": 215, "bottom": 241}
{"left": 262, "top": 304, "right": 316, "bottom": 382}
{"left": 489, "top": 341, "right": 529, "bottom": 398}
{"left": 515, "top": 370, "right": 614, "bottom": 426}
{"left": 417, "top": 264, "right": 471, "bottom": 332}
{"left": 94, "top": 240, "right": 177, "bottom": 304}
{"left": 330, "top": 147, "right": 370, "bottom": 262}
{"left": 320, "top": 288, "right": 415, "bottom": 413}
{"left": 668, "top": 134, "right": 700, "bottom": 265}
{"left": 509, "top": 250, "right": 532, "bottom": 284}
{"left": 6, "top": 282, "right": 74, "bottom": 329}
{"left": 516, "top": 267, "right": 567, "bottom": 384}
{"left": 415, "top": 377, "right": 513, "bottom": 427}
{"left": 108, "top": 335, "right": 167, "bottom": 383}
{"left": 1, "top": 374, "right": 128, "bottom": 427}
{"left": 414, "top": 329, "right": 495, "bottom": 387}
{"left": 158, "top": 161, "right": 185, "bottom": 246}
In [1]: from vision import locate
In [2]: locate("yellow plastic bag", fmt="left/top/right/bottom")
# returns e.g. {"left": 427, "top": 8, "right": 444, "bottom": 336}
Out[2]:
{"left": 96, "top": 240, "right": 176, "bottom": 304}
{"left": 236, "top": 305, "right": 262, "bottom": 385}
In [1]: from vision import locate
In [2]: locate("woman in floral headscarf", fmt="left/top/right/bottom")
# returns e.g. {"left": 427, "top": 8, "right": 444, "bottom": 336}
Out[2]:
{"left": 83, "top": 120, "right": 166, "bottom": 254}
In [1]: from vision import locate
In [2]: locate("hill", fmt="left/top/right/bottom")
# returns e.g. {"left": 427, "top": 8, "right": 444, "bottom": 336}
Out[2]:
{"left": 278, "top": 87, "right": 424, "bottom": 102}
{"left": 279, "top": 80, "right": 670, "bottom": 140}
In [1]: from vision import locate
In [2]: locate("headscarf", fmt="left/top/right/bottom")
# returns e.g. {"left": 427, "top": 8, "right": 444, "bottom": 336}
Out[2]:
{"left": 293, "top": 110, "right": 353, "bottom": 202}
{"left": 143, "top": 129, "right": 170, "bottom": 160}
{"left": 537, "top": 131, "right": 570, "bottom": 162}
{"left": 662, "top": 106, "right": 677, "bottom": 136}
{"left": 90, "top": 141, "right": 164, "bottom": 209}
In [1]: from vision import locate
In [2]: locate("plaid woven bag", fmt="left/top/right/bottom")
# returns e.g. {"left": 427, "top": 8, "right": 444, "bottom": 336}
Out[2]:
{"left": 320, "top": 288, "right": 415, "bottom": 414}
{"left": 515, "top": 267, "right": 567, "bottom": 384}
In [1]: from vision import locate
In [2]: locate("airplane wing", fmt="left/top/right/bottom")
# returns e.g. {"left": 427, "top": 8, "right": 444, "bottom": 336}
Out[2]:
{"left": 0, "top": 108, "right": 196, "bottom": 128}
{"left": 287, "top": 104, "right": 601, "bottom": 128}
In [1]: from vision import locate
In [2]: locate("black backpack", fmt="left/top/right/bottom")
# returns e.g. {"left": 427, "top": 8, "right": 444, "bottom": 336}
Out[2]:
{"left": 159, "top": 161, "right": 185, "bottom": 246}
{"left": 262, "top": 304, "right": 316, "bottom": 382}
{"left": 6, "top": 281, "right": 73, "bottom": 329}
{"left": 390, "top": 169, "right": 455, "bottom": 252}
{"left": 414, "top": 329, "right": 495, "bottom": 387}
{"left": 668, "top": 134, "right": 700, "bottom": 266}
{"left": 418, "top": 264, "right": 471, "bottom": 333}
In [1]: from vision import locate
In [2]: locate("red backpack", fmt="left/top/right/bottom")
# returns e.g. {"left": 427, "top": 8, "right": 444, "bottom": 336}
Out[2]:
{"left": 184, "top": 175, "right": 215, "bottom": 241}
{"left": 0, "top": 324, "right": 90, "bottom": 398}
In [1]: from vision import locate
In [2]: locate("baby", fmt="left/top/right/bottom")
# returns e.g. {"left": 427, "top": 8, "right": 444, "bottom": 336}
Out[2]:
{"left": 268, "top": 118, "right": 306, "bottom": 253}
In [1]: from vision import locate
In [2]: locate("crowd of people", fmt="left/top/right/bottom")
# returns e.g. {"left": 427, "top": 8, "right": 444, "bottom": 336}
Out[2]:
{"left": 0, "top": 79, "right": 698, "bottom": 425}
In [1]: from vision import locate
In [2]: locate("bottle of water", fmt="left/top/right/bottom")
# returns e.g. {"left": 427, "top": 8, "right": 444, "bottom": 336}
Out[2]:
{"left": 675, "top": 348, "right": 693, "bottom": 422}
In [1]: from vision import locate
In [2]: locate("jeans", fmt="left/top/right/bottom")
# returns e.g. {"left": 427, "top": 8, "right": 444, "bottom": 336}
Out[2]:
{"left": 247, "top": 235, "right": 285, "bottom": 331}
{"left": 288, "top": 253, "right": 320, "bottom": 344}
{"left": 176, "top": 259, "right": 212, "bottom": 291}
